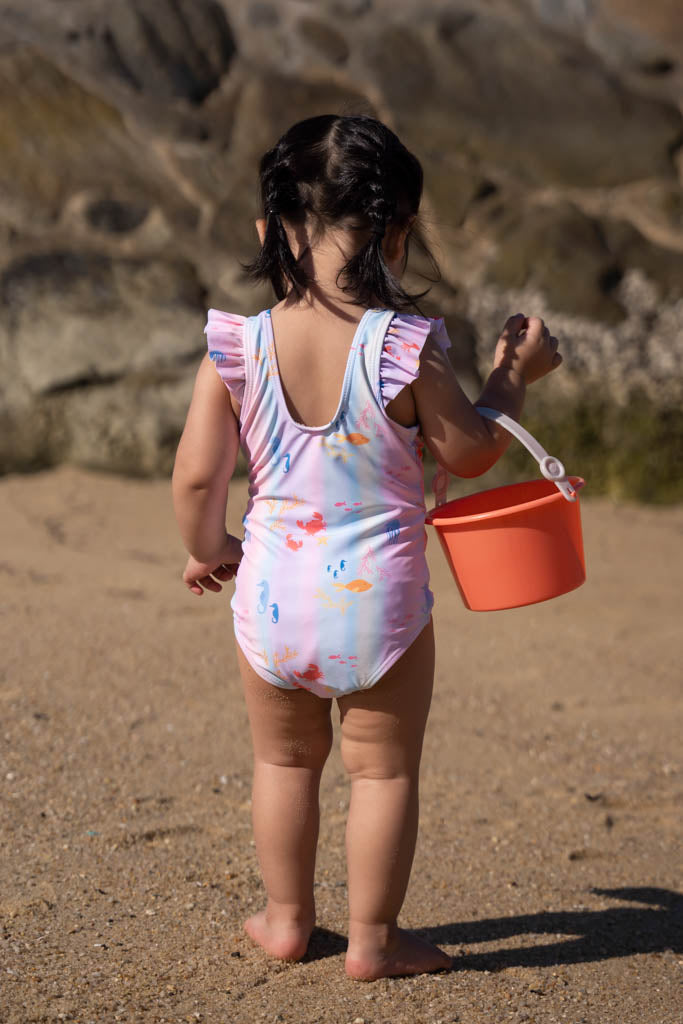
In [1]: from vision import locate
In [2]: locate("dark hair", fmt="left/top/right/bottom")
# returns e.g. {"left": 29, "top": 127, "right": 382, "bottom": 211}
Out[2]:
{"left": 244, "top": 114, "right": 439, "bottom": 310}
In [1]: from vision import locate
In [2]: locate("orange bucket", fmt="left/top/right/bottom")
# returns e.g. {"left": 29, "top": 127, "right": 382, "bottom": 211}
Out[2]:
{"left": 425, "top": 409, "right": 586, "bottom": 611}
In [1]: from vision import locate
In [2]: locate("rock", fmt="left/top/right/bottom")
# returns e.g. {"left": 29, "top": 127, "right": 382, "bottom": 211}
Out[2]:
{"left": 297, "top": 16, "right": 349, "bottom": 65}
{"left": 2, "top": 251, "right": 206, "bottom": 395}
{"left": 1, "top": 0, "right": 237, "bottom": 105}
{"left": 483, "top": 201, "right": 626, "bottom": 323}
{"left": 429, "top": 7, "right": 681, "bottom": 187}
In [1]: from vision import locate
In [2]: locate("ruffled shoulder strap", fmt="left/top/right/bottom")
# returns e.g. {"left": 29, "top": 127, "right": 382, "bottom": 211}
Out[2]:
{"left": 379, "top": 313, "right": 451, "bottom": 406}
{"left": 204, "top": 308, "right": 247, "bottom": 405}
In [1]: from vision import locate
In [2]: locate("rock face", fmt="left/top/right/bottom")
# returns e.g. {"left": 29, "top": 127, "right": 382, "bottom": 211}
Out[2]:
{"left": 0, "top": 0, "right": 681, "bottom": 496}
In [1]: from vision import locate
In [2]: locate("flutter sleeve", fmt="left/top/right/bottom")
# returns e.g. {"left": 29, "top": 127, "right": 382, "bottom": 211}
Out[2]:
{"left": 379, "top": 313, "right": 452, "bottom": 407}
{"left": 204, "top": 308, "right": 247, "bottom": 404}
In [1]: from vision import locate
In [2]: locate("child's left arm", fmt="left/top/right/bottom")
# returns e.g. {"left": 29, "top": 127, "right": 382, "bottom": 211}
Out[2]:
{"left": 172, "top": 354, "right": 243, "bottom": 596}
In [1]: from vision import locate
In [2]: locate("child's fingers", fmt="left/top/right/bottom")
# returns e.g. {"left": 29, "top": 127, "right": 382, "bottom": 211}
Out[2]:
{"left": 500, "top": 313, "right": 526, "bottom": 339}
{"left": 551, "top": 351, "right": 563, "bottom": 368}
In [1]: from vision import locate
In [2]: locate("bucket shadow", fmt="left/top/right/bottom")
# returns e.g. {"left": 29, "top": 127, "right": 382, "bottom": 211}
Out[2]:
{"left": 419, "top": 887, "right": 682, "bottom": 971}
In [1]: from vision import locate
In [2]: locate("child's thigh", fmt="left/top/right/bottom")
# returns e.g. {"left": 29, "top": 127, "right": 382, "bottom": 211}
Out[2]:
{"left": 337, "top": 620, "right": 435, "bottom": 778}
{"left": 236, "top": 641, "right": 333, "bottom": 767}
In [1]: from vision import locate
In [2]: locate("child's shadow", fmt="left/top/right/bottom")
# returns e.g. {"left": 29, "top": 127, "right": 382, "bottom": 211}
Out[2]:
{"left": 421, "top": 887, "right": 682, "bottom": 971}
{"left": 304, "top": 888, "right": 682, "bottom": 968}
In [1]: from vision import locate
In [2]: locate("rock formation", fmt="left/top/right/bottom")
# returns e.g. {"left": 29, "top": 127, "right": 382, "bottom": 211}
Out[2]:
{"left": 0, "top": 0, "right": 681, "bottom": 496}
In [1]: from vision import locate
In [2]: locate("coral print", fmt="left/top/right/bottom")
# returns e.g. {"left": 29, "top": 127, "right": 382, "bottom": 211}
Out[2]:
{"left": 359, "top": 546, "right": 391, "bottom": 581}
{"left": 272, "top": 645, "right": 298, "bottom": 671}
{"left": 314, "top": 589, "right": 352, "bottom": 615}
{"left": 267, "top": 496, "right": 303, "bottom": 533}
{"left": 358, "top": 399, "right": 383, "bottom": 438}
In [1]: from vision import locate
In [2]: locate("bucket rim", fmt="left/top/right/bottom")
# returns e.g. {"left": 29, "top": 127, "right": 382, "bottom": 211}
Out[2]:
{"left": 425, "top": 476, "right": 585, "bottom": 527}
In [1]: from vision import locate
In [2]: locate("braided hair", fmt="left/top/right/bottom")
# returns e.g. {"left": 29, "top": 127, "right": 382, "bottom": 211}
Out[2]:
{"left": 245, "top": 114, "right": 437, "bottom": 310}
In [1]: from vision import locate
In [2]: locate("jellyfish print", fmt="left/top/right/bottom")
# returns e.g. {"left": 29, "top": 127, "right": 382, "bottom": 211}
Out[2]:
{"left": 256, "top": 580, "right": 269, "bottom": 614}
{"left": 385, "top": 519, "right": 401, "bottom": 544}
{"left": 421, "top": 584, "right": 434, "bottom": 615}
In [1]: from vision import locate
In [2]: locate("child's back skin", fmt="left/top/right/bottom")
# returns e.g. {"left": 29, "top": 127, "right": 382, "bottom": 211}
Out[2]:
{"left": 172, "top": 116, "right": 561, "bottom": 980}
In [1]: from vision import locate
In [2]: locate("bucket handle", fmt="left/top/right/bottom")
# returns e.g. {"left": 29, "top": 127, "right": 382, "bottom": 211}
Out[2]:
{"left": 431, "top": 407, "right": 579, "bottom": 507}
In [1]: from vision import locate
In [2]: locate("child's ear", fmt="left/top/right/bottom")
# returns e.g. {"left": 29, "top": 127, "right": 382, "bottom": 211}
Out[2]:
{"left": 255, "top": 218, "right": 266, "bottom": 246}
{"left": 384, "top": 219, "right": 414, "bottom": 264}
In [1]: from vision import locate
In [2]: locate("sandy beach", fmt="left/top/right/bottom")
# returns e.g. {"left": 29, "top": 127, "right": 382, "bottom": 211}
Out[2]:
{"left": 1, "top": 467, "right": 681, "bottom": 1024}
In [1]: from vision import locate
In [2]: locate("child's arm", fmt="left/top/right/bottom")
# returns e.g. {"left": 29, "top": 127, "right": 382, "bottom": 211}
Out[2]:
{"left": 172, "top": 354, "right": 243, "bottom": 595}
{"left": 412, "top": 314, "right": 561, "bottom": 478}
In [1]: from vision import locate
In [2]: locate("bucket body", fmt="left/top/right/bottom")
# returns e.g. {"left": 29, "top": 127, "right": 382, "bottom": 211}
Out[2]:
{"left": 426, "top": 477, "right": 585, "bottom": 611}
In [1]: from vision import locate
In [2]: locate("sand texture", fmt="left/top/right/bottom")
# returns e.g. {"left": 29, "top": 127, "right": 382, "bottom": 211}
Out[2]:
{"left": 1, "top": 468, "right": 681, "bottom": 1024}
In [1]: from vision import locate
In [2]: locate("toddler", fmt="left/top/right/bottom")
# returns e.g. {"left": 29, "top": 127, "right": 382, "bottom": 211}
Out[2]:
{"left": 172, "top": 114, "right": 561, "bottom": 980}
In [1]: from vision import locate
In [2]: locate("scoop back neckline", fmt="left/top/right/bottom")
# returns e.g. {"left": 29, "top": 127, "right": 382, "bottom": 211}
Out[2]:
{"left": 264, "top": 307, "right": 377, "bottom": 434}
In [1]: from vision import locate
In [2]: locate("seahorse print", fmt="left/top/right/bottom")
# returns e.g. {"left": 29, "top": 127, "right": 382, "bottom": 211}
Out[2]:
{"left": 256, "top": 580, "right": 269, "bottom": 614}
{"left": 270, "top": 603, "right": 280, "bottom": 624}
{"left": 326, "top": 559, "right": 347, "bottom": 579}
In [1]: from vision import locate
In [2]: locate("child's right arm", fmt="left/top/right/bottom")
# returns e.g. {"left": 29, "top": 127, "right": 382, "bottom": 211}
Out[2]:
{"left": 412, "top": 314, "right": 561, "bottom": 478}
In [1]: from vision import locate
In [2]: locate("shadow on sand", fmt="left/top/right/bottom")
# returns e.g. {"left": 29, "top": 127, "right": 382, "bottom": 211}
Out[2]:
{"left": 303, "top": 888, "right": 682, "bottom": 969}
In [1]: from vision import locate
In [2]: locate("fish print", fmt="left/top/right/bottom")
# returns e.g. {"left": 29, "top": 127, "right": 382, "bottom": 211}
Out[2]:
{"left": 256, "top": 580, "right": 269, "bottom": 614}
{"left": 334, "top": 500, "right": 363, "bottom": 515}
{"left": 296, "top": 512, "right": 326, "bottom": 536}
{"left": 293, "top": 663, "right": 324, "bottom": 682}
{"left": 332, "top": 432, "right": 369, "bottom": 446}
{"left": 332, "top": 579, "right": 372, "bottom": 593}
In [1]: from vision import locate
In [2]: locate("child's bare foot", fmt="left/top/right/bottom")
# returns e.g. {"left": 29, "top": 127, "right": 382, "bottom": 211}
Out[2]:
{"left": 345, "top": 924, "right": 452, "bottom": 981}
{"left": 244, "top": 908, "right": 314, "bottom": 961}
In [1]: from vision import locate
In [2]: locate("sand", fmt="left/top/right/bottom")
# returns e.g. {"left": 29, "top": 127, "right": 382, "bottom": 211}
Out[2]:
{"left": 1, "top": 466, "right": 681, "bottom": 1024}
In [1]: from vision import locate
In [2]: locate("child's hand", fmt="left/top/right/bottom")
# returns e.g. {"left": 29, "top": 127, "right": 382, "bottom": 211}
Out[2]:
{"left": 493, "top": 314, "right": 562, "bottom": 384}
{"left": 182, "top": 533, "right": 243, "bottom": 596}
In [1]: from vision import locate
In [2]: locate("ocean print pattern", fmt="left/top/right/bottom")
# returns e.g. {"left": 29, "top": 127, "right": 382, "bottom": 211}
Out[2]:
{"left": 205, "top": 306, "right": 451, "bottom": 698}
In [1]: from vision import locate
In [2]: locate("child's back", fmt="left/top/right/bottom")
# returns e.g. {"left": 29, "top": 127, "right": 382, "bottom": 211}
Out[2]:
{"left": 207, "top": 302, "right": 447, "bottom": 696}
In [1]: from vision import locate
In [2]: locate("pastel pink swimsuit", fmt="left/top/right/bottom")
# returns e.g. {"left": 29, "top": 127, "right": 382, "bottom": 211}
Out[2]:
{"left": 206, "top": 307, "right": 451, "bottom": 698}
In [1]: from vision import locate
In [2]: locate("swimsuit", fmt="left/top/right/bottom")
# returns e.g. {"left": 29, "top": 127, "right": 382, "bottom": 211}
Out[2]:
{"left": 206, "top": 307, "right": 451, "bottom": 698}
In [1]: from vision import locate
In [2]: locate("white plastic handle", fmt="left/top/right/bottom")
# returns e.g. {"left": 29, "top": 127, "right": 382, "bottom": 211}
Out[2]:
{"left": 476, "top": 408, "right": 577, "bottom": 502}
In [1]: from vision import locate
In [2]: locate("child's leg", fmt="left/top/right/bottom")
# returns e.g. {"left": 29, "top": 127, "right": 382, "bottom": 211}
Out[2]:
{"left": 337, "top": 620, "right": 451, "bottom": 980}
{"left": 237, "top": 643, "right": 333, "bottom": 960}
